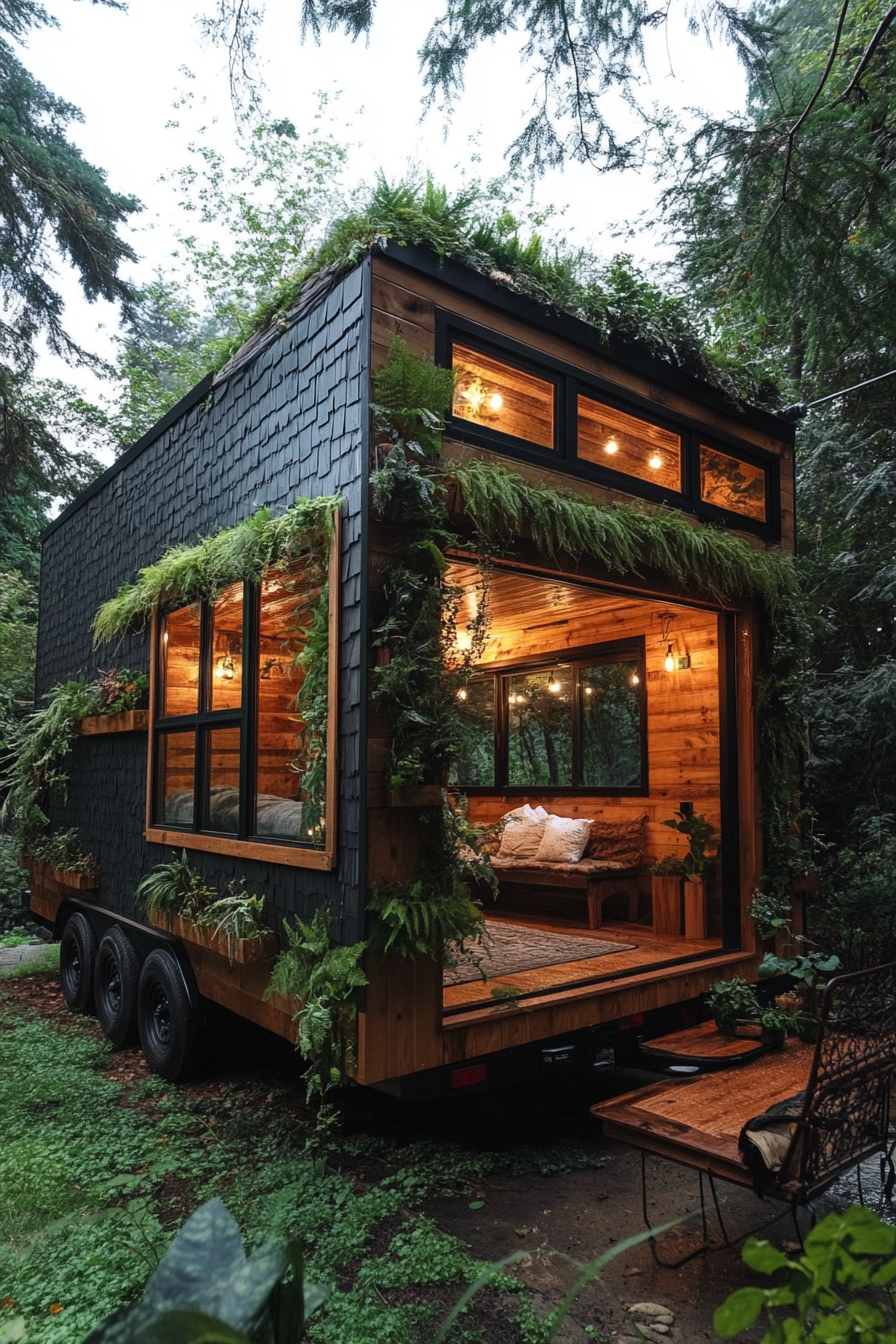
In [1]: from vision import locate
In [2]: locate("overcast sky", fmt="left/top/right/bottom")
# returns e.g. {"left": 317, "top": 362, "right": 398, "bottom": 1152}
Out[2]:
{"left": 26, "top": 0, "right": 748, "bottom": 428}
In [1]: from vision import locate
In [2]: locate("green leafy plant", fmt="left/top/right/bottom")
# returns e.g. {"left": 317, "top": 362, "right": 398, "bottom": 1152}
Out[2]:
{"left": 93, "top": 667, "right": 149, "bottom": 715}
{"left": 81, "top": 1197, "right": 327, "bottom": 1344}
{"left": 92, "top": 495, "right": 340, "bottom": 644}
{"left": 368, "top": 874, "right": 486, "bottom": 960}
{"left": 24, "top": 828, "right": 97, "bottom": 875}
{"left": 706, "top": 976, "right": 761, "bottom": 1035}
{"left": 662, "top": 809, "right": 717, "bottom": 879}
{"left": 714, "top": 1206, "right": 896, "bottom": 1344}
{"left": 135, "top": 851, "right": 218, "bottom": 922}
{"left": 648, "top": 855, "right": 687, "bottom": 877}
{"left": 197, "top": 882, "right": 269, "bottom": 964}
{"left": 749, "top": 888, "right": 793, "bottom": 942}
{"left": 758, "top": 940, "right": 841, "bottom": 1019}
{"left": 265, "top": 907, "right": 367, "bottom": 1110}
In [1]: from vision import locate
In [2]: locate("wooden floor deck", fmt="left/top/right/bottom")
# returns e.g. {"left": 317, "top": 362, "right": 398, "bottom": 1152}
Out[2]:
{"left": 442, "top": 914, "right": 722, "bottom": 1009}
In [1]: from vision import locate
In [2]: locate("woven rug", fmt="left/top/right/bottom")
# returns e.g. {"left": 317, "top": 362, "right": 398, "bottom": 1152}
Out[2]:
{"left": 443, "top": 921, "right": 637, "bottom": 987}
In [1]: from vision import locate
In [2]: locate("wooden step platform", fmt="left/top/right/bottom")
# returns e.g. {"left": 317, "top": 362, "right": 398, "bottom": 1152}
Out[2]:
{"left": 592, "top": 1038, "right": 815, "bottom": 1186}
{"left": 640, "top": 1019, "right": 766, "bottom": 1070}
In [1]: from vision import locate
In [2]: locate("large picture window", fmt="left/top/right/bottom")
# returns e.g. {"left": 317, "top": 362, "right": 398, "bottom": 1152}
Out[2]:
{"left": 147, "top": 531, "right": 339, "bottom": 869}
{"left": 451, "top": 640, "right": 647, "bottom": 794}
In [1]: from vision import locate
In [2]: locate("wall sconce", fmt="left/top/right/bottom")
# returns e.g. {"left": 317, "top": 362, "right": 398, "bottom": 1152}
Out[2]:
{"left": 215, "top": 654, "right": 235, "bottom": 680}
{"left": 604, "top": 436, "right": 619, "bottom": 455}
{"left": 260, "top": 657, "right": 286, "bottom": 679}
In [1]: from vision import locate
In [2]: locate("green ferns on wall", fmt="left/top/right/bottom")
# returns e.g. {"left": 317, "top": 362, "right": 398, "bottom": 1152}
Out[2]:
{"left": 92, "top": 495, "right": 340, "bottom": 643}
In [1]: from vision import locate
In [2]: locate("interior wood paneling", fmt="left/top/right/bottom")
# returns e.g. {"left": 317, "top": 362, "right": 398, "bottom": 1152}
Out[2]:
{"left": 448, "top": 564, "right": 723, "bottom": 862}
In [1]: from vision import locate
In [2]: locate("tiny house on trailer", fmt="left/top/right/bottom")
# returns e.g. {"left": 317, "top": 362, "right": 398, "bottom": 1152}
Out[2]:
{"left": 28, "top": 244, "right": 798, "bottom": 1095}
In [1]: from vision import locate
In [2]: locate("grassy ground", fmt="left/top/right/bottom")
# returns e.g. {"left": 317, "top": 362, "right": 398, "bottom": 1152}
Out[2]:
{"left": 0, "top": 968, "right": 607, "bottom": 1344}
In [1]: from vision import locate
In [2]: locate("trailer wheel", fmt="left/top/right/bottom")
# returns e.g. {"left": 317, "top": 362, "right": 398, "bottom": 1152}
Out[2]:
{"left": 59, "top": 913, "right": 97, "bottom": 1014}
{"left": 95, "top": 927, "right": 140, "bottom": 1047}
{"left": 137, "top": 949, "right": 204, "bottom": 1081}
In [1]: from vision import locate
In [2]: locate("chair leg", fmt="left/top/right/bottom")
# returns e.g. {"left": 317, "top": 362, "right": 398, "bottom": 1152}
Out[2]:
{"left": 641, "top": 1151, "right": 712, "bottom": 1268}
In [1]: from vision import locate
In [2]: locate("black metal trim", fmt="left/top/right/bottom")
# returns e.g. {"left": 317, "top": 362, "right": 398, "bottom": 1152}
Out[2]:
{"left": 718, "top": 612, "right": 742, "bottom": 949}
{"left": 435, "top": 311, "right": 783, "bottom": 542}
{"left": 455, "top": 636, "right": 648, "bottom": 796}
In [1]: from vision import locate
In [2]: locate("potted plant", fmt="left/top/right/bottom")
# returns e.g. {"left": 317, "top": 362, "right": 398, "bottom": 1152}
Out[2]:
{"left": 663, "top": 810, "right": 716, "bottom": 938}
{"left": 759, "top": 1006, "right": 789, "bottom": 1049}
{"left": 648, "top": 855, "right": 686, "bottom": 937}
{"left": 136, "top": 853, "right": 277, "bottom": 966}
{"left": 758, "top": 941, "right": 841, "bottom": 1042}
{"left": 706, "top": 976, "right": 760, "bottom": 1037}
{"left": 748, "top": 888, "right": 792, "bottom": 944}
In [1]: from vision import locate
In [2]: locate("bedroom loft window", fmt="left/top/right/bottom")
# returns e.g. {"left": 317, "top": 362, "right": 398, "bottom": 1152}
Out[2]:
{"left": 153, "top": 564, "right": 326, "bottom": 850}
{"left": 450, "top": 640, "right": 647, "bottom": 794}
{"left": 450, "top": 341, "right": 556, "bottom": 449}
{"left": 577, "top": 394, "right": 682, "bottom": 493}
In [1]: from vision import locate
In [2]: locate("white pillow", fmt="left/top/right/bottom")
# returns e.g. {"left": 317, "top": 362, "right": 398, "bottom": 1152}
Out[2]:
{"left": 534, "top": 815, "right": 594, "bottom": 864}
{"left": 498, "top": 813, "right": 546, "bottom": 860}
{"left": 502, "top": 803, "right": 544, "bottom": 824}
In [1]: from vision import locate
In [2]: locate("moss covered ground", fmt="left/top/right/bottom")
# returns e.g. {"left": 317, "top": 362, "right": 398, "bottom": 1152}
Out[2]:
{"left": 0, "top": 968, "right": 606, "bottom": 1344}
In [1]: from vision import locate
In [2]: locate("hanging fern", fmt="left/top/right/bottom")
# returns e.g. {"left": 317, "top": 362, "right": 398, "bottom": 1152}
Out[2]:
{"left": 92, "top": 495, "right": 341, "bottom": 644}
{"left": 446, "top": 458, "right": 796, "bottom": 611}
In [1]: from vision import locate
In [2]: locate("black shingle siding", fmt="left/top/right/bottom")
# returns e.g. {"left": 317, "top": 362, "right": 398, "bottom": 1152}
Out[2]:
{"left": 36, "top": 262, "right": 369, "bottom": 946}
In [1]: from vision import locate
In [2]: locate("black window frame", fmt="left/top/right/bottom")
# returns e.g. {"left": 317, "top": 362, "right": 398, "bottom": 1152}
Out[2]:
{"left": 436, "top": 313, "right": 782, "bottom": 542}
{"left": 454, "top": 637, "right": 649, "bottom": 796}
{"left": 153, "top": 579, "right": 314, "bottom": 849}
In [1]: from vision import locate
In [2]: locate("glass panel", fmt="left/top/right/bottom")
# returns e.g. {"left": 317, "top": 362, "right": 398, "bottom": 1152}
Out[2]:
{"left": 580, "top": 662, "right": 643, "bottom": 789}
{"left": 450, "top": 679, "right": 495, "bottom": 787}
{"left": 507, "top": 667, "right": 573, "bottom": 787}
{"left": 208, "top": 727, "right": 241, "bottom": 833}
{"left": 210, "top": 582, "right": 244, "bottom": 711}
{"left": 156, "top": 731, "right": 196, "bottom": 826}
{"left": 255, "top": 569, "right": 315, "bottom": 843}
{"left": 162, "top": 605, "right": 201, "bottom": 717}
{"left": 452, "top": 343, "right": 554, "bottom": 449}
{"left": 700, "top": 445, "right": 767, "bottom": 521}
{"left": 577, "top": 395, "right": 682, "bottom": 492}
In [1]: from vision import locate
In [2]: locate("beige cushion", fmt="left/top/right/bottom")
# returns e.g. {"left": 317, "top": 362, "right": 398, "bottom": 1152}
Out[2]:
{"left": 490, "top": 857, "right": 627, "bottom": 873}
{"left": 585, "top": 815, "right": 647, "bottom": 867}
{"left": 503, "top": 803, "right": 548, "bottom": 824}
{"left": 534, "top": 815, "right": 594, "bottom": 864}
{"left": 497, "top": 813, "right": 546, "bottom": 860}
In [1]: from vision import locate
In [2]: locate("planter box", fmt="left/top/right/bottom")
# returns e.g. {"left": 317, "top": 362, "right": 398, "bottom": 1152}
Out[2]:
{"left": 76, "top": 710, "right": 149, "bottom": 736}
{"left": 683, "top": 877, "right": 708, "bottom": 939}
{"left": 147, "top": 908, "right": 278, "bottom": 965}
{"left": 651, "top": 876, "right": 682, "bottom": 937}
{"left": 25, "top": 858, "right": 101, "bottom": 892}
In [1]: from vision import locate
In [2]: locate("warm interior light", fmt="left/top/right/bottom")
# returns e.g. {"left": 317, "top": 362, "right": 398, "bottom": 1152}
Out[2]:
{"left": 487, "top": 393, "right": 503, "bottom": 411}
{"left": 457, "top": 688, "right": 468, "bottom": 701}
{"left": 649, "top": 453, "right": 663, "bottom": 470}
{"left": 215, "top": 654, "right": 235, "bottom": 680}
{"left": 630, "top": 673, "right": 640, "bottom": 686}
{"left": 584, "top": 685, "right": 593, "bottom": 695}
{"left": 605, "top": 437, "right": 619, "bottom": 455}
{"left": 162, "top": 630, "right": 169, "bottom": 645}
{"left": 548, "top": 676, "right": 561, "bottom": 693}
{"left": 664, "top": 644, "right": 675, "bottom": 673}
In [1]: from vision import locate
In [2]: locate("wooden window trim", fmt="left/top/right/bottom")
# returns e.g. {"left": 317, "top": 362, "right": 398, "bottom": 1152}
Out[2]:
{"left": 434, "top": 311, "right": 782, "bottom": 542}
{"left": 144, "top": 512, "right": 341, "bottom": 871}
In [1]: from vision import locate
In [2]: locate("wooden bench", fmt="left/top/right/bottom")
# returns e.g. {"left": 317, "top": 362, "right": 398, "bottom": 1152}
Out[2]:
{"left": 490, "top": 862, "right": 642, "bottom": 930}
{"left": 592, "top": 962, "right": 896, "bottom": 1255}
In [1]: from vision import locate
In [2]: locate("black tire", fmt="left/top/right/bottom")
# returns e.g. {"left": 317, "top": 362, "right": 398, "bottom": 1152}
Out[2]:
{"left": 137, "top": 949, "right": 204, "bottom": 1081}
{"left": 59, "top": 913, "right": 98, "bottom": 1014}
{"left": 95, "top": 927, "right": 140, "bottom": 1047}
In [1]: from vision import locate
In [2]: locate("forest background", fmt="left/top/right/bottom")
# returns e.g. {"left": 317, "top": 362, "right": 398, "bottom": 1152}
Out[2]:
{"left": 2, "top": 0, "right": 896, "bottom": 964}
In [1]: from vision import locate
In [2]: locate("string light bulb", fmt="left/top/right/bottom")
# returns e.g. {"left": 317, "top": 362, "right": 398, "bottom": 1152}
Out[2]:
{"left": 631, "top": 673, "right": 640, "bottom": 686}
{"left": 605, "top": 437, "right": 619, "bottom": 455}
{"left": 457, "top": 688, "right": 468, "bottom": 701}
{"left": 649, "top": 453, "right": 663, "bottom": 470}
{"left": 548, "top": 674, "right": 562, "bottom": 693}
{"left": 583, "top": 685, "right": 593, "bottom": 695}
{"left": 664, "top": 644, "right": 675, "bottom": 673}
{"left": 487, "top": 393, "right": 503, "bottom": 411}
